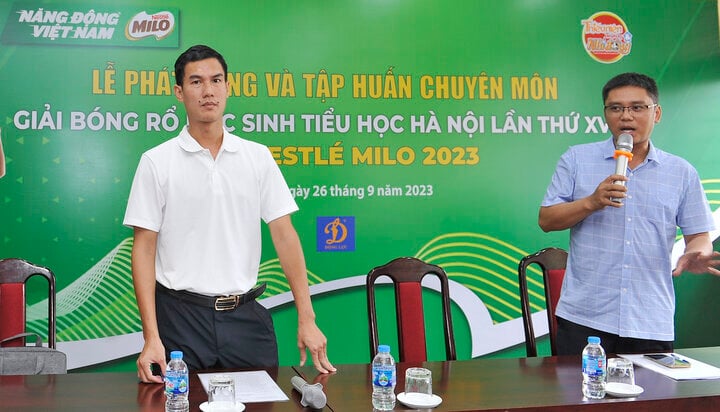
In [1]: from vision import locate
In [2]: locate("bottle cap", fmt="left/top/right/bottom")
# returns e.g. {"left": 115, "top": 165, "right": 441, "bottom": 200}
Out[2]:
{"left": 170, "top": 350, "right": 183, "bottom": 359}
{"left": 587, "top": 336, "right": 601, "bottom": 344}
{"left": 377, "top": 344, "right": 391, "bottom": 353}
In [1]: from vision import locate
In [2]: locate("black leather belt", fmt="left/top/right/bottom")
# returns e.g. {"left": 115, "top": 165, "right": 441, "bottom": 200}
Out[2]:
{"left": 156, "top": 282, "right": 266, "bottom": 311}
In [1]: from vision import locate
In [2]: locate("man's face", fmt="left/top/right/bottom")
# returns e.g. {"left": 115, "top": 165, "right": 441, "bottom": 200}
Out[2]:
{"left": 174, "top": 58, "right": 228, "bottom": 126}
{"left": 603, "top": 85, "right": 662, "bottom": 148}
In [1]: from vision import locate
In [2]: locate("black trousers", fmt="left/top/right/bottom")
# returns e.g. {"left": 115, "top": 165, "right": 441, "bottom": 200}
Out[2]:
{"left": 556, "top": 317, "right": 673, "bottom": 356}
{"left": 155, "top": 286, "right": 278, "bottom": 371}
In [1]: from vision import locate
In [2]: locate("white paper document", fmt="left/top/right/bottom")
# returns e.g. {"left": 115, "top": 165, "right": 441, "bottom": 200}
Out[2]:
{"left": 620, "top": 353, "right": 720, "bottom": 381}
{"left": 198, "top": 370, "right": 289, "bottom": 403}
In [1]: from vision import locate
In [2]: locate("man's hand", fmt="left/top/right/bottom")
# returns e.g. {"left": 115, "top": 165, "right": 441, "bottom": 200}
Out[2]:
{"left": 672, "top": 251, "right": 720, "bottom": 276}
{"left": 590, "top": 174, "right": 629, "bottom": 209}
{"left": 137, "top": 338, "right": 166, "bottom": 384}
{"left": 539, "top": 174, "right": 631, "bottom": 233}
{"left": 297, "top": 321, "right": 336, "bottom": 374}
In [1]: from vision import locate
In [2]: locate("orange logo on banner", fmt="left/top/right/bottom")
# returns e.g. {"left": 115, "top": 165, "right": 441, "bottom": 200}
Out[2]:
{"left": 324, "top": 217, "right": 348, "bottom": 245}
{"left": 581, "top": 11, "right": 632, "bottom": 64}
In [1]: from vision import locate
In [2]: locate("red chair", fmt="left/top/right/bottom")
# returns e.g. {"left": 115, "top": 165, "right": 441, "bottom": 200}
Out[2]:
{"left": 517, "top": 248, "right": 567, "bottom": 357}
{"left": 366, "top": 257, "right": 456, "bottom": 362}
{"left": 0, "top": 258, "right": 57, "bottom": 349}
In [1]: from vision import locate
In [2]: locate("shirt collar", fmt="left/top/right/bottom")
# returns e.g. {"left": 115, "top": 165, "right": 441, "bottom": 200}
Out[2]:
{"left": 603, "top": 135, "right": 659, "bottom": 164}
{"left": 177, "top": 126, "right": 240, "bottom": 153}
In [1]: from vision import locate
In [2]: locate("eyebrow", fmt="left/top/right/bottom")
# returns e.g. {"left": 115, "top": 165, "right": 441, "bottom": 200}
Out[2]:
{"left": 605, "top": 100, "right": 652, "bottom": 105}
{"left": 187, "top": 73, "right": 225, "bottom": 81}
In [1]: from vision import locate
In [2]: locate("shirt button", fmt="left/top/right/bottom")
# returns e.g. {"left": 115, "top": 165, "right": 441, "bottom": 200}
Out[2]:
{"left": 627, "top": 218, "right": 632, "bottom": 222}
{"left": 626, "top": 240, "right": 631, "bottom": 245}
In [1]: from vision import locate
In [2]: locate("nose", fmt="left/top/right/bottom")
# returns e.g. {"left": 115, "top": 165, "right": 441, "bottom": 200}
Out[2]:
{"left": 201, "top": 82, "right": 214, "bottom": 97}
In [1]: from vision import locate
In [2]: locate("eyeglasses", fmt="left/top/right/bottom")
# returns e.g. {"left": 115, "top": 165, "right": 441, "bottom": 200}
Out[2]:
{"left": 604, "top": 104, "right": 658, "bottom": 115}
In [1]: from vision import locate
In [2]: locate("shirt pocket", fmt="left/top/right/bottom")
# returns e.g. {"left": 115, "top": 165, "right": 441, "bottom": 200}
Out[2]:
{"left": 636, "top": 178, "right": 681, "bottom": 233}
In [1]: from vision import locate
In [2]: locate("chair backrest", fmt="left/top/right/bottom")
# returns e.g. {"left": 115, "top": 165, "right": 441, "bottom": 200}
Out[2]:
{"left": 0, "top": 258, "right": 56, "bottom": 349}
{"left": 517, "top": 247, "right": 567, "bottom": 357}
{"left": 366, "top": 257, "right": 456, "bottom": 362}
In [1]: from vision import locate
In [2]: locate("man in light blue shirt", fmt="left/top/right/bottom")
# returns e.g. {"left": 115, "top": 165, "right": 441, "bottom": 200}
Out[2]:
{"left": 540, "top": 72, "right": 719, "bottom": 355}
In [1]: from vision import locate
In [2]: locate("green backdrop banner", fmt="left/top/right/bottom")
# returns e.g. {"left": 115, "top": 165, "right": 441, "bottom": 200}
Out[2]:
{"left": 1, "top": 0, "right": 719, "bottom": 371}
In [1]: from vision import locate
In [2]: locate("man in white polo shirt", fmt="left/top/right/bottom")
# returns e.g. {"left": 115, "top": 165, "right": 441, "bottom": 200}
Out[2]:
{"left": 124, "top": 45, "right": 335, "bottom": 383}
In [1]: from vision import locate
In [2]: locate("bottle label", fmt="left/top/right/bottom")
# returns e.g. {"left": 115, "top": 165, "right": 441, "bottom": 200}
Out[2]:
{"left": 165, "top": 373, "right": 188, "bottom": 395}
{"left": 582, "top": 355, "right": 605, "bottom": 377}
{"left": 372, "top": 366, "right": 396, "bottom": 387}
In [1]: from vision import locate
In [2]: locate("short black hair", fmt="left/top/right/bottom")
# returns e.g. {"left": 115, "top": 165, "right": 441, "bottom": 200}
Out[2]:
{"left": 174, "top": 45, "right": 228, "bottom": 86}
{"left": 602, "top": 72, "right": 659, "bottom": 104}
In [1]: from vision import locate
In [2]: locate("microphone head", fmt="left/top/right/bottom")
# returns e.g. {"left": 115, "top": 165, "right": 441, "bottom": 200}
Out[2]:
{"left": 290, "top": 375, "right": 307, "bottom": 391}
{"left": 616, "top": 133, "right": 633, "bottom": 152}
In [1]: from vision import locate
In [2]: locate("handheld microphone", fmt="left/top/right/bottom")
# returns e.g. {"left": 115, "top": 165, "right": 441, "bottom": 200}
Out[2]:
{"left": 291, "top": 376, "right": 327, "bottom": 409}
{"left": 610, "top": 133, "right": 633, "bottom": 203}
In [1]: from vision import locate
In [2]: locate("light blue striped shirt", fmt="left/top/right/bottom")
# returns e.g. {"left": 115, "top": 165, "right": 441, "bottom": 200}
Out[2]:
{"left": 542, "top": 137, "right": 714, "bottom": 340}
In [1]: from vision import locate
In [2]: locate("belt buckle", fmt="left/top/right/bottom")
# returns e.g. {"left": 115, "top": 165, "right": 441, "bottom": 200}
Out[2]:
{"left": 214, "top": 296, "right": 239, "bottom": 311}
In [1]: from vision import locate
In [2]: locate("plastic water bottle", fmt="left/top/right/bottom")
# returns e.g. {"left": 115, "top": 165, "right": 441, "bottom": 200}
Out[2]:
{"left": 371, "top": 344, "right": 396, "bottom": 410}
{"left": 581, "top": 336, "right": 606, "bottom": 399}
{"left": 165, "top": 350, "right": 189, "bottom": 412}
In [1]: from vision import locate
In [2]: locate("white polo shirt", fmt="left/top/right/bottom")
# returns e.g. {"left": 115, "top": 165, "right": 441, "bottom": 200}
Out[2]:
{"left": 123, "top": 126, "right": 298, "bottom": 295}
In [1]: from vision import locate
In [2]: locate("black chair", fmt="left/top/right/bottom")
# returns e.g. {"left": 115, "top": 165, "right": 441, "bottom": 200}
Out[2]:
{"left": 517, "top": 248, "right": 567, "bottom": 357}
{"left": 366, "top": 257, "right": 456, "bottom": 362}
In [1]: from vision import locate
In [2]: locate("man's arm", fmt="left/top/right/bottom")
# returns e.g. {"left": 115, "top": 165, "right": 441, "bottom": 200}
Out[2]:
{"left": 268, "top": 215, "right": 336, "bottom": 374}
{"left": 539, "top": 174, "right": 627, "bottom": 232}
{"left": 131, "top": 227, "right": 166, "bottom": 383}
{"left": 672, "top": 232, "right": 720, "bottom": 276}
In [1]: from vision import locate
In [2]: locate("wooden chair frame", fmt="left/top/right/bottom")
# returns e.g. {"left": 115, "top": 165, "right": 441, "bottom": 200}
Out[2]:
{"left": 518, "top": 247, "right": 567, "bottom": 357}
{"left": 0, "top": 258, "right": 57, "bottom": 348}
{"left": 366, "top": 257, "right": 456, "bottom": 362}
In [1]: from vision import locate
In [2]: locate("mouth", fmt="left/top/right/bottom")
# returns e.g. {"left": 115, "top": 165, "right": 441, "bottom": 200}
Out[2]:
{"left": 619, "top": 127, "right": 635, "bottom": 135}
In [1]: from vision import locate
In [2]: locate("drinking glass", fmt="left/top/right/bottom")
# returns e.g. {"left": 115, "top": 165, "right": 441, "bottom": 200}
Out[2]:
{"left": 208, "top": 374, "right": 236, "bottom": 410}
{"left": 607, "top": 358, "right": 635, "bottom": 386}
{"left": 405, "top": 367, "right": 432, "bottom": 396}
